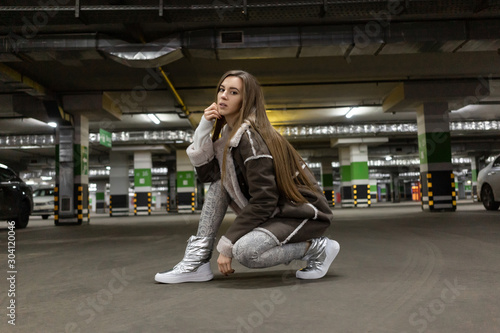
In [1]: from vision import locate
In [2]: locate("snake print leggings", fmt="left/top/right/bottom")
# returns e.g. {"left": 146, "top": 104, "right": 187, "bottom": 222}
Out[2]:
{"left": 196, "top": 179, "right": 308, "bottom": 268}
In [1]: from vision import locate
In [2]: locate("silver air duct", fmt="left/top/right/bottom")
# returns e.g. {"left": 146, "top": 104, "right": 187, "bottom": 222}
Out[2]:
{"left": 2, "top": 19, "right": 500, "bottom": 68}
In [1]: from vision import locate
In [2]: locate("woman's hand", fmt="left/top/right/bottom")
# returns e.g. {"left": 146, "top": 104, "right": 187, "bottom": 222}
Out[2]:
{"left": 204, "top": 102, "right": 222, "bottom": 121}
{"left": 217, "top": 253, "right": 235, "bottom": 276}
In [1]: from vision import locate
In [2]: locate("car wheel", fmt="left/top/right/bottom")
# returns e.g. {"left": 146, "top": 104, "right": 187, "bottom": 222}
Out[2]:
{"left": 14, "top": 201, "right": 30, "bottom": 229}
{"left": 481, "top": 184, "right": 500, "bottom": 211}
{"left": 42, "top": 215, "right": 49, "bottom": 220}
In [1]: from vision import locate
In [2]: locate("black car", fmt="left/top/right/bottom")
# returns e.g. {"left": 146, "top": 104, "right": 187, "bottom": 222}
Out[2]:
{"left": 0, "top": 163, "right": 33, "bottom": 229}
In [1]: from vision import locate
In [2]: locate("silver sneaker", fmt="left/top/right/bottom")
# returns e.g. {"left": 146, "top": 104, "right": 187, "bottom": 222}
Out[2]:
{"left": 296, "top": 237, "right": 340, "bottom": 280}
{"left": 155, "top": 236, "right": 214, "bottom": 284}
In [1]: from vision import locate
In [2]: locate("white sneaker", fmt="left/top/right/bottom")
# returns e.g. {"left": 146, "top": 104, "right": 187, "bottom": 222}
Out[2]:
{"left": 155, "top": 262, "right": 213, "bottom": 284}
{"left": 296, "top": 239, "right": 340, "bottom": 280}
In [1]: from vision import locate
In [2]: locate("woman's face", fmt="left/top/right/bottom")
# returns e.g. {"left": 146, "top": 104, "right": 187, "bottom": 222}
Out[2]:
{"left": 217, "top": 76, "right": 243, "bottom": 126}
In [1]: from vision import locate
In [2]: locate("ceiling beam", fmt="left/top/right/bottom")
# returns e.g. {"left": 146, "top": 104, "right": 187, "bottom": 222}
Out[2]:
{"left": 382, "top": 80, "right": 491, "bottom": 113}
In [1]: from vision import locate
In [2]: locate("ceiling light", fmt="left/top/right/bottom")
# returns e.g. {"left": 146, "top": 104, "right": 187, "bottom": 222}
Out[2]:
{"left": 48, "top": 122, "right": 58, "bottom": 128}
{"left": 385, "top": 156, "right": 393, "bottom": 161}
{"left": 345, "top": 107, "right": 355, "bottom": 119}
{"left": 148, "top": 114, "right": 161, "bottom": 125}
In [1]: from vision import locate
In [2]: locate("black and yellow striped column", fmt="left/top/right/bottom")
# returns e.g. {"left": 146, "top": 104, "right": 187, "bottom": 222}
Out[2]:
{"left": 75, "top": 184, "right": 89, "bottom": 223}
{"left": 417, "top": 103, "right": 456, "bottom": 212}
{"left": 323, "top": 190, "right": 335, "bottom": 208}
{"left": 77, "top": 185, "right": 83, "bottom": 222}
{"left": 451, "top": 173, "right": 457, "bottom": 209}
{"left": 350, "top": 144, "right": 370, "bottom": 208}
{"left": 133, "top": 193, "right": 137, "bottom": 215}
{"left": 149, "top": 192, "right": 152, "bottom": 214}
{"left": 421, "top": 172, "right": 457, "bottom": 211}
{"left": 54, "top": 186, "right": 59, "bottom": 224}
{"left": 353, "top": 184, "right": 371, "bottom": 207}
{"left": 134, "top": 191, "right": 152, "bottom": 215}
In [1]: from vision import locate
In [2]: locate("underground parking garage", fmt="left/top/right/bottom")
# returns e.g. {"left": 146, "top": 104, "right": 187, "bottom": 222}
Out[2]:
{"left": 1, "top": 1, "right": 500, "bottom": 332}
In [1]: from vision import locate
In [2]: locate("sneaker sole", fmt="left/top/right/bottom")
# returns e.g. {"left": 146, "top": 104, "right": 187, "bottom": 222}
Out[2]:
{"left": 155, "top": 263, "right": 214, "bottom": 284}
{"left": 296, "top": 240, "right": 340, "bottom": 280}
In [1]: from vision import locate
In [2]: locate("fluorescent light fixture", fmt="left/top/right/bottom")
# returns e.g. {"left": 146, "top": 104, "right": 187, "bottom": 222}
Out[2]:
{"left": 385, "top": 156, "right": 393, "bottom": 161}
{"left": 48, "top": 122, "right": 57, "bottom": 128}
{"left": 147, "top": 114, "right": 161, "bottom": 125}
{"left": 345, "top": 107, "right": 355, "bottom": 119}
{"left": 41, "top": 176, "right": 52, "bottom": 181}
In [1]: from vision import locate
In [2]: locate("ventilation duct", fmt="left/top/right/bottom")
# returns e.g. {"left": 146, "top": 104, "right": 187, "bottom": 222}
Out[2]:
{"left": 101, "top": 37, "right": 183, "bottom": 68}
{"left": 183, "top": 20, "right": 500, "bottom": 59}
{"left": 216, "top": 27, "right": 301, "bottom": 59}
{"left": 1, "top": 19, "right": 500, "bottom": 65}
{"left": 1, "top": 33, "right": 184, "bottom": 68}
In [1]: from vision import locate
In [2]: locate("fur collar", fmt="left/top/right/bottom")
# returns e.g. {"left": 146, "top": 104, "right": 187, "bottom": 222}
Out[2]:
{"left": 229, "top": 120, "right": 251, "bottom": 148}
{"left": 213, "top": 120, "right": 252, "bottom": 211}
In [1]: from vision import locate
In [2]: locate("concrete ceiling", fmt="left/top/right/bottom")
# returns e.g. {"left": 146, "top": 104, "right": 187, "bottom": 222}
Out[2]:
{"left": 1, "top": 0, "right": 500, "bottom": 179}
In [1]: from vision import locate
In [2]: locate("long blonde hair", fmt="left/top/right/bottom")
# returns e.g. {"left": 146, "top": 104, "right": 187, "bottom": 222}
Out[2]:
{"left": 212, "top": 70, "right": 317, "bottom": 203}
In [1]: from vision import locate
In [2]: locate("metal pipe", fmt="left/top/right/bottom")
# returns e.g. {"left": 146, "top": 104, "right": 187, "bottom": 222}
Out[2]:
{"left": 0, "top": 2, "right": 388, "bottom": 12}
{"left": 158, "top": 66, "right": 196, "bottom": 127}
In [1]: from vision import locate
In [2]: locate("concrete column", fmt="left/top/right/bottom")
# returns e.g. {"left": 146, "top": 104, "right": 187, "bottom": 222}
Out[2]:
{"left": 350, "top": 144, "right": 370, "bottom": 208}
{"left": 390, "top": 172, "right": 400, "bottom": 203}
{"left": 417, "top": 102, "right": 456, "bottom": 211}
{"left": 471, "top": 156, "right": 480, "bottom": 202}
{"left": 380, "top": 183, "right": 389, "bottom": 201}
{"left": 54, "top": 115, "right": 89, "bottom": 225}
{"left": 154, "top": 191, "right": 166, "bottom": 210}
{"left": 109, "top": 151, "right": 129, "bottom": 216}
{"left": 458, "top": 180, "right": 466, "bottom": 200}
{"left": 167, "top": 162, "right": 176, "bottom": 212}
{"left": 339, "top": 147, "right": 353, "bottom": 208}
{"left": 402, "top": 181, "right": 411, "bottom": 200}
{"left": 95, "top": 180, "right": 107, "bottom": 214}
{"left": 176, "top": 149, "right": 196, "bottom": 213}
{"left": 369, "top": 179, "right": 378, "bottom": 203}
{"left": 133, "top": 151, "right": 152, "bottom": 215}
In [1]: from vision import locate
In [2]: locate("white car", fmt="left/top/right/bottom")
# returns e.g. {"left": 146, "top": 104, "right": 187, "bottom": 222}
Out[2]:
{"left": 32, "top": 188, "right": 55, "bottom": 219}
{"left": 477, "top": 155, "right": 500, "bottom": 211}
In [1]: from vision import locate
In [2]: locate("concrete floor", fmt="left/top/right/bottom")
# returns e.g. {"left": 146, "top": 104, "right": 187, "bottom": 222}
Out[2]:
{"left": 1, "top": 201, "right": 499, "bottom": 333}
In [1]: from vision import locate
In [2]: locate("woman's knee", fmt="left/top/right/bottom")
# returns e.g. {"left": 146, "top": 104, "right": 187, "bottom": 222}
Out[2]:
{"left": 232, "top": 231, "right": 275, "bottom": 268}
{"left": 233, "top": 238, "right": 260, "bottom": 268}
